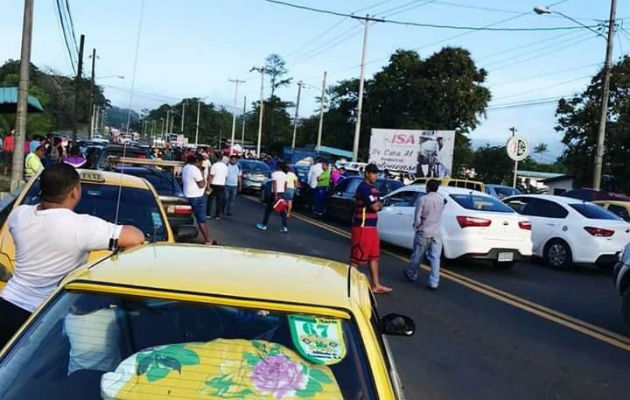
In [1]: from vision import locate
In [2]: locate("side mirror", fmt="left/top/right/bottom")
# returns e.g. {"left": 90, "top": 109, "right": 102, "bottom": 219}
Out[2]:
{"left": 175, "top": 225, "right": 199, "bottom": 243}
{"left": 381, "top": 313, "right": 415, "bottom": 337}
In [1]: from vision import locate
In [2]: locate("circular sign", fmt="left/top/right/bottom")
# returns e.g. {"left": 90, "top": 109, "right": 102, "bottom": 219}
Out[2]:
{"left": 506, "top": 136, "right": 529, "bottom": 161}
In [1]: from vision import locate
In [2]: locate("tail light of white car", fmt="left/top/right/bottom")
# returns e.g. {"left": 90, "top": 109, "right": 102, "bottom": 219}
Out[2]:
{"left": 584, "top": 226, "right": 615, "bottom": 237}
{"left": 457, "top": 216, "right": 492, "bottom": 228}
{"left": 518, "top": 221, "right": 532, "bottom": 230}
{"left": 167, "top": 205, "right": 192, "bottom": 216}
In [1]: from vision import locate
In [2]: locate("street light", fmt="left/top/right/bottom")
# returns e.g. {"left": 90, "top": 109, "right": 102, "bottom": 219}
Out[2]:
{"left": 534, "top": 2, "right": 617, "bottom": 190}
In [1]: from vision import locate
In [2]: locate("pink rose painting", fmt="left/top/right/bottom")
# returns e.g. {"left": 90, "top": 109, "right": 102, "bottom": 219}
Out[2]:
{"left": 251, "top": 354, "right": 308, "bottom": 398}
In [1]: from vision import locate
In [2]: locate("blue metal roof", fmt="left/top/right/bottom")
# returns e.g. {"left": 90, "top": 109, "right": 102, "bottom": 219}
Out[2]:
{"left": 0, "top": 87, "right": 44, "bottom": 113}
{"left": 517, "top": 170, "right": 564, "bottom": 179}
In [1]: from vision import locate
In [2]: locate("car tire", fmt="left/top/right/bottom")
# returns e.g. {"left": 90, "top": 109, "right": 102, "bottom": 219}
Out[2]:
{"left": 623, "top": 287, "right": 629, "bottom": 334}
{"left": 544, "top": 239, "right": 572, "bottom": 269}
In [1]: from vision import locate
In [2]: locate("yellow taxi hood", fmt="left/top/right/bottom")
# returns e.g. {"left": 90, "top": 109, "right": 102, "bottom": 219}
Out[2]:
{"left": 66, "top": 243, "right": 356, "bottom": 310}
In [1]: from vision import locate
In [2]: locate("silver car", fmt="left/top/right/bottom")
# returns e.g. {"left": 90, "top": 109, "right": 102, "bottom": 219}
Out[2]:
{"left": 238, "top": 159, "right": 271, "bottom": 192}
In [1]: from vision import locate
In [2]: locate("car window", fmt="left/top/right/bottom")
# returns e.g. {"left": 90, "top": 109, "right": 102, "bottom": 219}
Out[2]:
{"left": 569, "top": 203, "right": 622, "bottom": 220}
{"left": 345, "top": 179, "right": 361, "bottom": 194}
{"left": 22, "top": 181, "right": 167, "bottom": 241}
{"left": 494, "top": 186, "right": 520, "bottom": 199}
{"left": 529, "top": 199, "right": 569, "bottom": 218}
{"left": 450, "top": 193, "right": 514, "bottom": 213}
{"left": 97, "top": 148, "right": 149, "bottom": 169}
{"left": 607, "top": 205, "right": 630, "bottom": 222}
{"left": 0, "top": 291, "right": 377, "bottom": 400}
{"left": 504, "top": 197, "right": 531, "bottom": 214}
{"left": 388, "top": 190, "right": 420, "bottom": 207}
{"left": 239, "top": 161, "right": 270, "bottom": 173}
{"left": 374, "top": 180, "right": 403, "bottom": 196}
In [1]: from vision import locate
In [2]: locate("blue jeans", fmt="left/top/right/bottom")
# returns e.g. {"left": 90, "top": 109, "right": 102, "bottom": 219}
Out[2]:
{"left": 314, "top": 187, "right": 327, "bottom": 214}
{"left": 187, "top": 195, "right": 207, "bottom": 224}
{"left": 405, "top": 232, "right": 442, "bottom": 288}
{"left": 224, "top": 185, "right": 238, "bottom": 214}
{"left": 262, "top": 196, "right": 287, "bottom": 228}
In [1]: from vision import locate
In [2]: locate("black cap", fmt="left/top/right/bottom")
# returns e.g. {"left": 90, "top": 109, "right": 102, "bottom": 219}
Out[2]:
{"left": 365, "top": 163, "right": 379, "bottom": 174}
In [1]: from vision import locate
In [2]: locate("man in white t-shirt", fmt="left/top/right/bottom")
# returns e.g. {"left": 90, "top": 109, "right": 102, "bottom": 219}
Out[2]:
{"left": 256, "top": 162, "right": 288, "bottom": 232}
{"left": 208, "top": 156, "right": 228, "bottom": 220}
{"left": 0, "top": 164, "right": 145, "bottom": 347}
{"left": 307, "top": 159, "right": 323, "bottom": 212}
{"left": 182, "top": 154, "right": 213, "bottom": 244}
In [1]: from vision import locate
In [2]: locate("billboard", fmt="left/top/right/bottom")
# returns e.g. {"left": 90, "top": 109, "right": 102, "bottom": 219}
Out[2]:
{"left": 369, "top": 129, "right": 455, "bottom": 177}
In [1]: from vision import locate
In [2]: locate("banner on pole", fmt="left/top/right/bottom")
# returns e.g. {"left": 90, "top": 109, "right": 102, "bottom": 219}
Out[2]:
{"left": 369, "top": 129, "right": 455, "bottom": 177}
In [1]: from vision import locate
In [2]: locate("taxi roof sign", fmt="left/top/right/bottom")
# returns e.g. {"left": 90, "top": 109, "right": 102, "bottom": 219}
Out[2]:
{"left": 79, "top": 171, "right": 106, "bottom": 183}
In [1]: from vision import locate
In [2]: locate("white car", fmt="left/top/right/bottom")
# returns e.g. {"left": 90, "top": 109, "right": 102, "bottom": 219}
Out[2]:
{"left": 503, "top": 195, "right": 630, "bottom": 268}
{"left": 378, "top": 185, "right": 533, "bottom": 267}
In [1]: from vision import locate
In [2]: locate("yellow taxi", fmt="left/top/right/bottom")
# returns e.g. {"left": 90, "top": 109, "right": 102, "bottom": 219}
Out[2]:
{"left": 593, "top": 200, "right": 630, "bottom": 222}
{"left": 0, "top": 244, "right": 413, "bottom": 399}
{"left": 0, "top": 169, "right": 189, "bottom": 289}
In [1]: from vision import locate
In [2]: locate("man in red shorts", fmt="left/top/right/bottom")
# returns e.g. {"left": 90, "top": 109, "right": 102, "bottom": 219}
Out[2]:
{"left": 350, "top": 163, "right": 392, "bottom": 294}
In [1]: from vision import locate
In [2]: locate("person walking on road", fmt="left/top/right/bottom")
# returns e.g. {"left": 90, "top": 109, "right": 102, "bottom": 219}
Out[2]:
{"left": 284, "top": 165, "right": 299, "bottom": 218}
{"left": 0, "top": 164, "right": 145, "bottom": 347}
{"left": 350, "top": 164, "right": 392, "bottom": 294}
{"left": 257, "top": 162, "right": 288, "bottom": 233}
{"left": 223, "top": 155, "right": 241, "bottom": 216}
{"left": 404, "top": 179, "right": 446, "bottom": 290}
{"left": 3, "top": 130, "right": 15, "bottom": 175}
{"left": 208, "top": 156, "right": 228, "bottom": 220}
{"left": 307, "top": 159, "right": 322, "bottom": 212}
{"left": 182, "top": 155, "right": 213, "bottom": 245}
{"left": 314, "top": 161, "right": 330, "bottom": 216}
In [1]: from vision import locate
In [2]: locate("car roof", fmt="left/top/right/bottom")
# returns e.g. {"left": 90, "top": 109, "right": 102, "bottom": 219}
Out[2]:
{"left": 505, "top": 194, "right": 586, "bottom": 205}
{"left": 76, "top": 168, "right": 151, "bottom": 190}
{"left": 394, "top": 184, "right": 486, "bottom": 196}
{"left": 65, "top": 244, "right": 358, "bottom": 311}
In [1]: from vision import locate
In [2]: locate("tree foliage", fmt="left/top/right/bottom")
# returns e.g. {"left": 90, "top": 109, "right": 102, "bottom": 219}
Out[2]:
{"left": 265, "top": 54, "right": 292, "bottom": 97}
{"left": 471, "top": 145, "right": 513, "bottom": 184}
{"left": 555, "top": 56, "right": 630, "bottom": 192}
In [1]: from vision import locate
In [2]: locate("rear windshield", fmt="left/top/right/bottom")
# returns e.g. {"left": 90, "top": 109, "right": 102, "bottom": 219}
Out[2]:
{"left": 22, "top": 182, "right": 167, "bottom": 241}
{"left": 450, "top": 193, "right": 514, "bottom": 213}
{"left": 117, "top": 169, "right": 182, "bottom": 197}
{"left": 239, "top": 161, "right": 271, "bottom": 173}
{"left": 569, "top": 203, "right": 622, "bottom": 220}
{"left": 494, "top": 186, "right": 520, "bottom": 199}
{"left": 98, "top": 148, "right": 149, "bottom": 169}
{"left": 0, "top": 291, "right": 377, "bottom": 400}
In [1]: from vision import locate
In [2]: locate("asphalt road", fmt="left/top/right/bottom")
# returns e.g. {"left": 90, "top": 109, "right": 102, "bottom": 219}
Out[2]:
{"left": 207, "top": 195, "right": 629, "bottom": 400}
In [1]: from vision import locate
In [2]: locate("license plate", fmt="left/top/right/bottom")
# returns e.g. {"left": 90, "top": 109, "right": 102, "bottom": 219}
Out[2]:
{"left": 497, "top": 252, "right": 514, "bottom": 262}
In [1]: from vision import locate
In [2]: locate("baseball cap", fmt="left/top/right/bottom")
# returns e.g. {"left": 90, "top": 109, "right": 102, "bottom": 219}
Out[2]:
{"left": 365, "top": 163, "right": 379, "bottom": 174}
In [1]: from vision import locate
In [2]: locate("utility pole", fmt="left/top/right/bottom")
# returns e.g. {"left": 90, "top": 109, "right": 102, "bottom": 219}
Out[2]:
{"left": 180, "top": 101, "right": 186, "bottom": 134}
{"left": 510, "top": 127, "right": 519, "bottom": 188}
{"left": 151, "top": 120, "right": 156, "bottom": 139}
{"left": 241, "top": 96, "right": 247, "bottom": 144}
{"left": 593, "top": 0, "right": 617, "bottom": 190}
{"left": 11, "top": 0, "right": 34, "bottom": 191}
{"left": 195, "top": 99, "right": 201, "bottom": 147}
{"left": 88, "top": 48, "right": 96, "bottom": 139}
{"left": 291, "top": 81, "right": 304, "bottom": 151}
{"left": 165, "top": 109, "right": 170, "bottom": 135}
{"left": 72, "top": 34, "right": 85, "bottom": 143}
{"left": 169, "top": 114, "right": 174, "bottom": 134}
{"left": 317, "top": 71, "right": 327, "bottom": 151}
{"left": 161, "top": 118, "right": 165, "bottom": 142}
{"left": 251, "top": 66, "right": 266, "bottom": 157}
{"left": 352, "top": 15, "right": 382, "bottom": 161}
{"left": 228, "top": 78, "right": 245, "bottom": 155}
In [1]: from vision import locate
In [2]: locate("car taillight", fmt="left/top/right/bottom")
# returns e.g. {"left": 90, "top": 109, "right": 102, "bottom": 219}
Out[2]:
{"left": 518, "top": 221, "right": 532, "bottom": 230}
{"left": 584, "top": 226, "right": 614, "bottom": 237}
{"left": 167, "top": 205, "right": 192, "bottom": 215}
{"left": 457, "top": 216, "right": 491, "bottom": 228}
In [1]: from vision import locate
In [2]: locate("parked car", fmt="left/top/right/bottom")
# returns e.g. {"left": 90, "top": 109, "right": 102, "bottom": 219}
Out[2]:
{"left": 378, "top": 185, "right": 532, "bottom": 267}
{"left": 593, "top": 200, "right": 630, "bottom": 222}
{"left": 504, "top": 195, "right": 630, "bottom": 268}
{"left": 561, "top": 188, "right": 630, "bottom": 202}
{"left": 238, "top": 159, "right": 271, "bottom": 192}
{"left": 95, "top": 144, "right": 150, "bottom": 170}
{"left": 613, "top": 242, "right": 630, "bottom": 333}
{"left": 0, "top": 243, "right": 413, "bottom": 399}
{"left": 485, "top": 184, "right": 521, "bottom": 199}
{"left": 260, "top": 164, "right": 309, "bottom": 203}
{"left": 411, "top": 177, "right": 485, "bottom": 192}
{"left": 325, "top": 177, "right": 404, "bottom": 223}
{"left": 113, "top": 166, "right": 198, "bottom": 240}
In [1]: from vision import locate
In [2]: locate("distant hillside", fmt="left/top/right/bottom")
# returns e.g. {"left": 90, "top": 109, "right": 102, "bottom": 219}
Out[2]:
{"left": 105, "top": 106, "right": 139, "bottom": 129}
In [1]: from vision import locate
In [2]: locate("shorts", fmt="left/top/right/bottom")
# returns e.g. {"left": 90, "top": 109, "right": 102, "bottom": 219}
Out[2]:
{"left": 284, "top": 188, "right": 295, "bottom": 201}
{"left": 187, "top": 195, "right": 207, "bottom": 223}
{"left": 350, "top": 226, "right": 380, "bottom": 265}
{"left": 2, "top": 152, "right": 13, "bottom": 166}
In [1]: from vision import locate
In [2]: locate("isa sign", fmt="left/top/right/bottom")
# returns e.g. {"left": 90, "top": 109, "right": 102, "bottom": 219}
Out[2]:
{"left": 369, "top": 129, "right": 455, "bottom": 177}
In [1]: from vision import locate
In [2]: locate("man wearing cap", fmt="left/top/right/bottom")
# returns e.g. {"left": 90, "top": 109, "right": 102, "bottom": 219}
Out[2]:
{"left": 350, "top": 163, "right": 392, "bottom": 294}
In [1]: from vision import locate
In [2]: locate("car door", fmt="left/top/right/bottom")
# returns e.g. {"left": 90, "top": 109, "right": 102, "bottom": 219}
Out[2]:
{"left": 325, "top": 178, "right": 351, "bottom": 220}
{"left": 379, "top": 189, "right": 422, "bottom": 249}
{"left": 525, "top": 198, "right": 568, "bottom": 256}
{"left": 607, "top": 204, "right": 630, "bottom": 222}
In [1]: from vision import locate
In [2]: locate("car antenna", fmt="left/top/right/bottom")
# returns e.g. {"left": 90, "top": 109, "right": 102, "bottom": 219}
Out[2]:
{"left": 110, "top": 0, "right": 146, "bottom": 252}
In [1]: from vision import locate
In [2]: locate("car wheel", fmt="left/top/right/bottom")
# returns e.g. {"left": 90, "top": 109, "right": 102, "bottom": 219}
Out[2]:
{"left": 623, "top": 287, "right": 629, "bottom": 334}
{"left": 544, "top": 239, "right": 572, "bottom": 269}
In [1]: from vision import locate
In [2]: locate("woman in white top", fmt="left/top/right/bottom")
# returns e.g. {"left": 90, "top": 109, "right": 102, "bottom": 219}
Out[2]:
{"left": 283, "top": 165, "right": 300, "bottom": 218}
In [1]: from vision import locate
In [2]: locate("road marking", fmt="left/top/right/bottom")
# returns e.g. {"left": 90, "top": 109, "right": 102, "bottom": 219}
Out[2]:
{"left": 287, "top": 210, "right": 630, "bottom": 352}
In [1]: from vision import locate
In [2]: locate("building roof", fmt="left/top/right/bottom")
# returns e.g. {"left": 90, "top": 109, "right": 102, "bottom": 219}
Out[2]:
{"left": 517, "top": 170, "right": 565, "bottom": 180}
{"left": 0, "top": 87, "right": 44, "bottom": 113}
{"left": 65, "top": 244, "right": 357, "bottom": 311}
{"left": 542, "top": 174, "right": 574, "bottom": 184}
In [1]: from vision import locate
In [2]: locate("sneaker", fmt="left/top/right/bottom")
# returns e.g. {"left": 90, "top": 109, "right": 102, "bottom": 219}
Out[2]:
{"left": 427, "top": 285, "right": 438, "bottom": 292}
{"left": 280, "top": 227, "right": 288, "bottom": 233}
{"left": 256, "top": 223, "right": 267, "bottom": 231}
{"left": 404, "top": 269, "right": 418, "bottom": 282}
{"left": 215, "top": 216, "right": 220, "bottom": 220}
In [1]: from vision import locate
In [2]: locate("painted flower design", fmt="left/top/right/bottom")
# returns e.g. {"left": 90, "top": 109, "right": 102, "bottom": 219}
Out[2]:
{"left": 251, "top": 354, "right": 307, "bottom": 398}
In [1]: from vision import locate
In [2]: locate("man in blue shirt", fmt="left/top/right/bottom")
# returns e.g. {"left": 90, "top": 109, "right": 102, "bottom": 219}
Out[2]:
{"left": 223, "top": 155, "right": 242, "bottom": 216}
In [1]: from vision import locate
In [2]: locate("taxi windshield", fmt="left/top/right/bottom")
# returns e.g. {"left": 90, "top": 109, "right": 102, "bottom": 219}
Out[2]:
{"left": 0, "top": 291, "right": 376, "bottom": 400}
{"left": 21, "top": 181, "right": 167, "bottom": 241}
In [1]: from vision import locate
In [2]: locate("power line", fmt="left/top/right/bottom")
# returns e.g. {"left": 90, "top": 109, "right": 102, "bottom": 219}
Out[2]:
{"left": 63, "top": 0, "right": 79, "bottom": 56}
{"left": 382, "top": 0, "right": 437, "bottom": 18}
{"left": 491, "top": 62, "right": 602, "bottom": 87}
{"left": 291, "top": 25, "right": 364, "bottom": 64}
{"left": 492, "top": 74, "right": 593, "bottom": 102}
{"left": 262, "top": 0, "right": 594, "bottom": 31}
{"left": 54, "top": 0, "right": 76, "bottom": 74}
